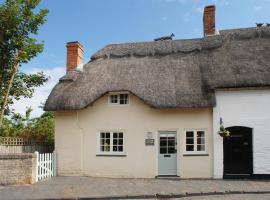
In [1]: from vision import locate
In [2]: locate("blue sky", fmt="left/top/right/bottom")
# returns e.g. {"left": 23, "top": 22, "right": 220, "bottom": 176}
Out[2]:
{"left": 19, "top": 0, "right": 270, "bottom": 70}
{"left": 2, "top": 0, "right": 269, "bottom": 116}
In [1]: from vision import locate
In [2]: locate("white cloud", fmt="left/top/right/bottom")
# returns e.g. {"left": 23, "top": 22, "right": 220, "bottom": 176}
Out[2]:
{"left": 11, "top": 66, "right": 65, "bottom": 118}
{"left": 254, "top": 6, "right": 262, "bottom": 11}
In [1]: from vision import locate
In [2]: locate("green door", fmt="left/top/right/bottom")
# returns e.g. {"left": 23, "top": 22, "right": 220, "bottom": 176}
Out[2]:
{"left": 158, "top": 131, "right": 177, "bottom": 176}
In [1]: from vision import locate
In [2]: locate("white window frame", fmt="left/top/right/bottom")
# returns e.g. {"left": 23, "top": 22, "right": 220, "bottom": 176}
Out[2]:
{"left": 184, "top": 129, "right": 207, "bottom": 155}
{"left": 108, "top": 92, "right": 130, "bottom": 106}
{"left": 96, "top": 131, "right": 126, "bottom": 156}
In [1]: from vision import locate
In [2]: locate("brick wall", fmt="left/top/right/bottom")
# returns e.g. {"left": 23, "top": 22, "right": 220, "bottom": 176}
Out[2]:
{"left": 0, "top": 154, "right": 36, "bottom": 185}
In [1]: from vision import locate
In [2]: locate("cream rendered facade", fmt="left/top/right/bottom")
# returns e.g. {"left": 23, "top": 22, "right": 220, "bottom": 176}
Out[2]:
{"left": 55, "top": 94, "right": 213, "bottom": 178}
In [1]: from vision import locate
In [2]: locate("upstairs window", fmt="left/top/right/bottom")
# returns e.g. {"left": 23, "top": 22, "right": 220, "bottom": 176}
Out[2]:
{"left": 109, "top": 93, "right": 129, "bottom": 105}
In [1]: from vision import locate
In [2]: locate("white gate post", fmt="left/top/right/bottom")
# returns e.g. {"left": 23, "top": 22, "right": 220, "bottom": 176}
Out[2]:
{"left": 34, "top": 151, "right": 39, "bottom": 182}
{"left": 53, "top": 150, "right": 56, "bottom": 176}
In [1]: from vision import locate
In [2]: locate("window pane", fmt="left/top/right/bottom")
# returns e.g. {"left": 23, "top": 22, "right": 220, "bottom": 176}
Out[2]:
{"left": 118, "top": 132, "right": 123, "bottom": 138}
{"left": 118, "top": 146, "right": 123, "bottom": 152}
{"left": 160, "top": 147, "right": 167, "bottom": 154}
{"left": 197, "top": 145, "right": 205, "bottom": 151}
{"left": 120, "top": 94, "right": 129, "bottom": 104}
{"left": 186, "top": 131, "right": 194, "bottom": 138}
{"left": 186, "top": 145, "right": 194, "bottom": 151}
{"left": 101, "top": 132, "right": 105, "bottom": 138}
{"left": 168, "top": 147, "right": 175, "bottom": 154}
{"left": 105, "top": 132, "right": 110, "bottom": 138}
{"left": 100, "top": 146, "right": 104, "bottom": 151}
{"left": 110, "top": 95, "right": 118, "bottom": 103}
{"left": 113, "top": 132, "right": 118, "bottom": 138}
{"left": 104, "top": 145, "right": 110, "bottom": 151}
{"left": 118, "top": 139, "right": 123, "bottom": 145}
{"left": 105, "top": 138, "right": 110, "bottom": 144}
{"left": 160, "top": 138, "right": 167, "bottom": 147}
{"left": 113, "top": 146, "right": 117, "bottom": 152}
{"left": 100, "top": 139, "right": 105, "bottom": 145}
{"left": 186, "top": 138, "right": 194, "bottom": 144}
{"left": 168, "top": 139, "right": 175, "bottom": 146}
{"left": 197, "top": 131, "right": 205, "bottom": 138}
{"left": 197, "top": 137, "right": 205, "bottom": 145}
{"left": 113, "top": 139, "right": 117, "bottom": 145}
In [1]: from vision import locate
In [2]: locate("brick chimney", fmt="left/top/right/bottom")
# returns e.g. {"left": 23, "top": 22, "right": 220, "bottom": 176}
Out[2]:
{"left": 203, "top": 5, "right": 216, "bottom": 37}
{"left": 66, "top": 41, "right": 83, "bottom": 72}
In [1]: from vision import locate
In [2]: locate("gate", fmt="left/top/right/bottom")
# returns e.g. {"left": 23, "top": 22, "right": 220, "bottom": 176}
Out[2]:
{"left": 35, "top": 151, "right": 56, "bottom": 181}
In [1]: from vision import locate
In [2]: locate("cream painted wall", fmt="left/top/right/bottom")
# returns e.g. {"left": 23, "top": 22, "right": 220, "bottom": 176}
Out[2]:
{"left": 55, "top": 94, "right": 213, "bottom": 178}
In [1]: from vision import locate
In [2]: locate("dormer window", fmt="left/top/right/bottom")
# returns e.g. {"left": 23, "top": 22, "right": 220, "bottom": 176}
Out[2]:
{"left": 109, "top": 92, "right": 129, "bottom": 105}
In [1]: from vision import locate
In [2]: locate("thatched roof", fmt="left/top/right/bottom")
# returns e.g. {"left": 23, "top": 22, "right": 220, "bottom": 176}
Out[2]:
{"left": 44, "top": 27, "right": 270, "bottom": 111}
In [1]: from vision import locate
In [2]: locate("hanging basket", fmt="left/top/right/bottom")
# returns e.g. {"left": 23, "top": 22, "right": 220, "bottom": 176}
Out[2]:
{"left": 218, "top": 125, "right": 230, "bottom": 137}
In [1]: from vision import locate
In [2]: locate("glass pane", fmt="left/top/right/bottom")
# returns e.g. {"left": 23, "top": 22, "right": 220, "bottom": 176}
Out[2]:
{"left": 186, "top": 138, "right": 194, "bottom": 144}
{"left": 100, "top": 139, "right": 105, "bottom": 145}
{"left": 160, "top": 139, "right": 167, "bottom": 147}
{"left": 113, "top": 139, "right": 117, "bottom": 145}
{"left": 105, "top": 132, "right": 110, "bottom": 138}
{"left": 168, "top": 147, "right": 175, "bottom": 154}
{"left": 160, "top": 147, "right": 167, "bottom": 154}
{"left": 105, "top": 138, "right": 110, "bottom": 145}
{"left": 120, "top": 94, "right": 128, "bottom": 104}
{"left": 168, "top": 139, "right": 175, "bottom": 146}
{"left": 197, "top": 131, "right": 205, "bottom": 138}
{"left": 118, "top": 139, "right": 123, "bottom": 145}
{"left": 119, "top": 132, "right": 123, "bottom": 138}
{"left": 197, "top": 145, "right": 205, "bottom": 151}
{"left": 118, "top": 146, "right": 123, "bottom": 152}
{"left": 113, "top": 132, "right": 118, "bottom": 138}
{"left": 110, "top": 95, "right": 118, "bottom": 103}
{"left": 113, "top": 146, "right": 117, "bottom": 152}
{"left": 100, "top": 146, "right": 104, "bottom": 151}
{"left": 101, "top": 132, "right": 105, "bottom": 138}
{"left": 104, "top": 145, "right": 110, "bottom": 151}
{"left": 186, "top": 131, "right": 194, "bottom": 138}
{"left": 197, "top": 138, "right": 205, "bottom": 145}
{"left": 186, "top": 145, "right": 194, "bottom": 151}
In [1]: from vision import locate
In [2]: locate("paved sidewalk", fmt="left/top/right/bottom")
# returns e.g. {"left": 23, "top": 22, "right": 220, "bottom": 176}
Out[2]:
{"left": 0, "top": 177, "right": 270, "bottom": 200}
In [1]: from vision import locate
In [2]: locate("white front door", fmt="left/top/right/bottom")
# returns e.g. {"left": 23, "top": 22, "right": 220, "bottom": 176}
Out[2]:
{"left": 158, "top": 131, "right": 177, "bottom": 176}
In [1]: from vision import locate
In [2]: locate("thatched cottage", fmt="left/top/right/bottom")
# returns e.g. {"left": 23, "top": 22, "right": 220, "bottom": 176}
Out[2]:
{"left": 45, "top": 5, "right": 270, "bottom": 179}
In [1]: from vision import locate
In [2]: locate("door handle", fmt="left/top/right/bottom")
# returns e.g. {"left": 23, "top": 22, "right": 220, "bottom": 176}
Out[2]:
{"left": 164, "top": 155, "right": 171, "bottom": 157}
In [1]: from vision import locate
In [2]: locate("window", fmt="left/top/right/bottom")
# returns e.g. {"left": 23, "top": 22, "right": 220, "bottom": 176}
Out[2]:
{"left": 109, "top": 93, "right": 129, "bottom": 105}
{"left": 98, "top": 131, "right": 124, "bottom": 155}
{"left": 185, "top": 130, "right": 206, "bottom": 154}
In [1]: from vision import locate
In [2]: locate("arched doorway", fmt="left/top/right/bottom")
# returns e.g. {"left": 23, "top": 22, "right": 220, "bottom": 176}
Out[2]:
{"left": 223, "top": 126, "right": 253, "bottom": 178}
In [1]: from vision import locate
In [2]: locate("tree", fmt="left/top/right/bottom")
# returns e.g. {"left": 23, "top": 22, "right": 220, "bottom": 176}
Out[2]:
{"left": 0, "top": 108, "right": 55, "bottom": 147}
{"left": 0, "top": 0, "right": 49, "bottom": 127}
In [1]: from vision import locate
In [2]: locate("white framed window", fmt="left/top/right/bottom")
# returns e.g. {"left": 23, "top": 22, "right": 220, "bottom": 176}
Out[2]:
{"left": 185, "top": 130, "right": 206, "bottom": 154}
{"left": 97, "top": 131, "right": 124, "bottom": 155}
{"left": 109, "top": 92, "right": 129, "bottom": 105}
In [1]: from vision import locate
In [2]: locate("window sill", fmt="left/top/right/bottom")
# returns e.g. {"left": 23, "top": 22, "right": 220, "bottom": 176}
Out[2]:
{"left": 183, "top": 153, "right": 209, "bottom": 157}
{"left": 96, "top": 154, "right": 126, "bottom": 157}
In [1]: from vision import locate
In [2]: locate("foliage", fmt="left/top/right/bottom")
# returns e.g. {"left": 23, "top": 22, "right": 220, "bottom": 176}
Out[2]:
{"left": 0, "top": 0, "right": 49, "bottom": 125}
{"left": 1, "top": 72, "right": 48, "bottom": 115}
{"left": 218, "top": 125, "right": 230, "bottom": 137}
{"left": 0, "top": 108, "right": 54, "bottom": 146}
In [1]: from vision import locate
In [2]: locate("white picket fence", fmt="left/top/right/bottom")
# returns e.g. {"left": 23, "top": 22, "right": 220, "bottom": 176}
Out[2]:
{"left": 35, "top": 151, "right": 56, "bottom": 181}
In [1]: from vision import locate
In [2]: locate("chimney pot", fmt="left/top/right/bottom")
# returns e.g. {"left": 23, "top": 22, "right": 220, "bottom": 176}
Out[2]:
{"left": 66, "top": 41, "right": 83, "bottom": 72}
{"left": 203, "top": 5, "right": 216, "bottom": 37}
